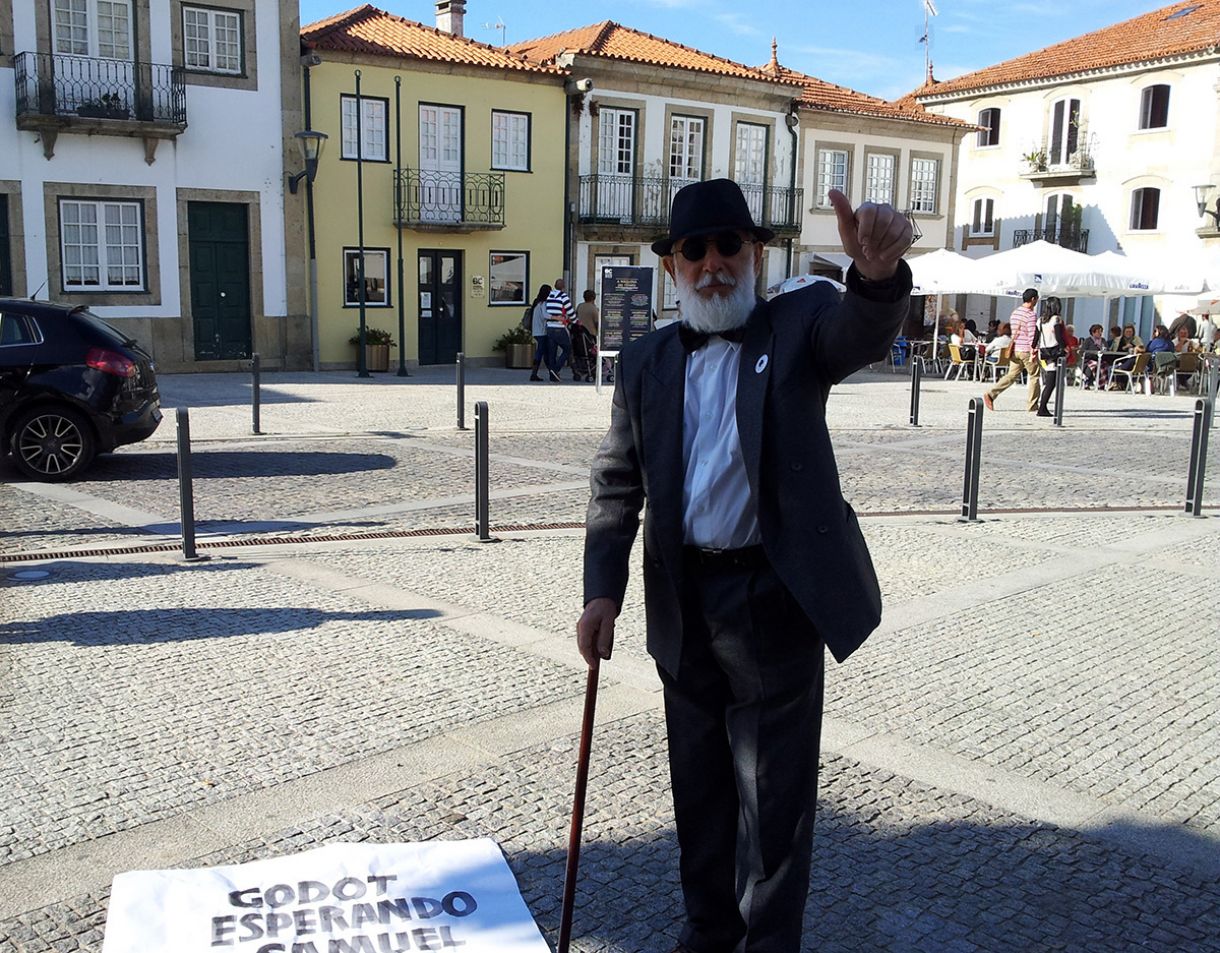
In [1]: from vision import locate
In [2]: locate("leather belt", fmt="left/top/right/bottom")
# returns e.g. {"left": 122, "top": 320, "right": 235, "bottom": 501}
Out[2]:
{"left": 682, "top": 544, "right": 767, "bottom": 571}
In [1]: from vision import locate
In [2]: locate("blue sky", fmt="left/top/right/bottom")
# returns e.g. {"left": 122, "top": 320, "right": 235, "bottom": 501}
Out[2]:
{"left": 299, "top": 0, "right": 1167, "bottom": 100}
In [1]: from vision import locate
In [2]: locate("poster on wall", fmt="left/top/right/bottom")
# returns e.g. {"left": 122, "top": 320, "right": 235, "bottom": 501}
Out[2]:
{"left": 599, "top": 266, "right": 655, "bottom": 352}
{"left": 101, "top": 840, "right": 551, "bottom": 953}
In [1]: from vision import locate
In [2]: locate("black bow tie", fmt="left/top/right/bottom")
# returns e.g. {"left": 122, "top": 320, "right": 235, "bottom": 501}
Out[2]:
{"left": 678, "top": 323, "right": 747, "bottom": 352}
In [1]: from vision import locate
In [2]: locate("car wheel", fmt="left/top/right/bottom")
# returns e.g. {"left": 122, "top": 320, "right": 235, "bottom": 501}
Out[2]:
{"left": 10, "top": 405, "right": 97, "bottom": 481}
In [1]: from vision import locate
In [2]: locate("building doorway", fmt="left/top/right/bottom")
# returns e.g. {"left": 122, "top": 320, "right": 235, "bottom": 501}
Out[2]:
{"left": 188, "top": 201, "right": 252, "bottom": 360}
{"left": 418, "top": 249, "right": 461, "bottom": 364}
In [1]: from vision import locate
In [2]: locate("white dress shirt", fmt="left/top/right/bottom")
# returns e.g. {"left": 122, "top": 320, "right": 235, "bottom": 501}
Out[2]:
{"left": 681, "top": 337, "right": 760, "bottom": 548}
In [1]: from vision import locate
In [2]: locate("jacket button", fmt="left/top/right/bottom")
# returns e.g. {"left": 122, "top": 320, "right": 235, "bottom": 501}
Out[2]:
{"left": 817, "top": 525, "right": 829, "bottom": 534}
{"left": 790, "top": 461, "right": 804, "bottom": 471}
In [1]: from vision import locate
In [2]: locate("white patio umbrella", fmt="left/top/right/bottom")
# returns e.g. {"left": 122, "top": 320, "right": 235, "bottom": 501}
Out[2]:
{"left": 971, "top": 240, "right": 1131, "bottom": 296}
{"left": 1093, "top": 249, "right": 1206, "bottom": 296}
{"left": 907, "top": 249, "right": 989, "bottom": 361}
{"left": 765, "top": 273, "right": 846, "bottom": 299}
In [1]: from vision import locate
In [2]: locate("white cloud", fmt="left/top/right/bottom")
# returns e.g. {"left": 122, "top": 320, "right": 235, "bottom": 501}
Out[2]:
{"left": 713, "top": 12, "right": 763, "bottom": 37}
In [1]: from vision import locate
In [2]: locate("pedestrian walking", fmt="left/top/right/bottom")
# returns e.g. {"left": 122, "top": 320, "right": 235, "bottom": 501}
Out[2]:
{"left": 983, "top": 288, "right": 1040, "bottom": 412}
{"left": 1035, "top": 302, "right": 1066, "bottom": 417}
{"left": 546, "top": 278, "right": 575, "bottom": 382}
{"left": 528, "top": 284, "right": 551, "bottom": 382}
{"left": 578, "top": 178, "right": 912, "bottom": 952}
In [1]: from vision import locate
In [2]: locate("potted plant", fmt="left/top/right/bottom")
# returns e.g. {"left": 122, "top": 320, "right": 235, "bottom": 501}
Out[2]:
{"left": 492, "top": 324, "right": 536, "bottom": 368}
{"left": 1022, "top": 148, "right": 1048, "bottom": 173}
{"left": 76, "top": 92, "right": 130, "bottom": 120}
{"left": 349, "top": 326, "right": 396, "bottom": 372}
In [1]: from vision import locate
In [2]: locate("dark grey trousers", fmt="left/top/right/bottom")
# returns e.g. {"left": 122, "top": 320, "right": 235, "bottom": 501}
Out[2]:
{"left": 659, "top": 554, "right": 825, "bottom": 953}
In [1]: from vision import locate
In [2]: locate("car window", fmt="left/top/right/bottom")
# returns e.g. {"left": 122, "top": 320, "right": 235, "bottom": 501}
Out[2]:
{"left": 0, "top": 313, "right": 40, "bottom": 347}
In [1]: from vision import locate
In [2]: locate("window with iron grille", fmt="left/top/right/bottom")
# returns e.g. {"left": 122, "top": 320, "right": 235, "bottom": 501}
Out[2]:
{"left": 183, "top": 6, "right": 242, "bottom": 74}
{"left": 59, "top": 199, "right": 144, "bottom": 291}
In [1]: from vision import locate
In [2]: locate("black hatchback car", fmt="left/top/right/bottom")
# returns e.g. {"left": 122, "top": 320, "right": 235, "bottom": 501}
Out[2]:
{"left": 0, "top": 299, "right": 161, "bottom": 481}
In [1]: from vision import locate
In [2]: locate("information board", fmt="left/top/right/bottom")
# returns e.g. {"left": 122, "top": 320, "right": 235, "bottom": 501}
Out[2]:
{"left": 599, "top": 266, "right": 655, "bottom": 352}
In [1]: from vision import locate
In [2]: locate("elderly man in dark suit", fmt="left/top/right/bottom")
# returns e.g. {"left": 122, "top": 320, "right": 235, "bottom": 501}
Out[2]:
{"left": 577, "top": 178, "right": 912, "bottom": 953}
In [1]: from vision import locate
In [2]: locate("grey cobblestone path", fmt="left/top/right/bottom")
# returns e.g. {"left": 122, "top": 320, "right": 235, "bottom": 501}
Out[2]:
{"left": 1, "top": 368, "right": 1218, "bottom": 952}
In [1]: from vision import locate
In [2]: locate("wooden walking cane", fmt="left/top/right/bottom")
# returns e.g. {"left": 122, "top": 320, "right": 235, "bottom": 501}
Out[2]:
{"left": 557, "top": 662, "right": 600, "bottom": 953}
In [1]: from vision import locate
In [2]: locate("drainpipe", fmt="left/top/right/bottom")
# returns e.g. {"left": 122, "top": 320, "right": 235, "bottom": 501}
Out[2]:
{"left": 785, "top": 102, "right": 799, "bottom": 279}
{"left": 303, "top": 59, "right": 321, "bottom": 372}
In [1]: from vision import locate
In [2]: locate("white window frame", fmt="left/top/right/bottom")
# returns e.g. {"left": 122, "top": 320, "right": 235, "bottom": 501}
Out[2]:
{"left": 341, "top": 95, "right": 389, "bottom": 162}
{"left": 864, "top": 153, "right": 895, "bottom": 205}
{"left": 342, "top": 247, "right": 390, "bottom": 307}
{"left": 909, "top": 157, "right": 939, "bottom": 214}
{"left": 669, "top": 115, "right": 705, "bottom": 182}
{"left": 59, "top": 198, "right": 144, "bottom": 292}
{"left": 182, "top": 5, "right": 243, "bottom": 74}
{"left": 1129, "top": 188, "right": 1160, "bottom": 231}
{"left": 815, "top": 148, "right": 848, "bottom": 208}
{"left": 977, "top": 107, "right": 1001, "bottom": 147}
{"left": 970, "top": 198, "right": 994, "bottom": 236}
{"left": 490, "top": 110, "right": 530, "bottom": 172}
{"left": 53, "top": 0, "right": 133, "bottom": 60}
{"left": 1049, "top": 97, "right": 1081, "bottom": 166}
{"left": 598, "top": 108, "right": 636, "bottom": 176}
{"left": 1138, "top": 84, "right": 1170, "bottom": 130}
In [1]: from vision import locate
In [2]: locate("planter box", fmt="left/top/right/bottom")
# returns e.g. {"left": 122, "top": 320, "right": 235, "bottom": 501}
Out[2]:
{"left": 364, "top": 343, "right": 390, "bottom": 372}
{"left": 505, "top": 342, "right": 535, "bottom": 368}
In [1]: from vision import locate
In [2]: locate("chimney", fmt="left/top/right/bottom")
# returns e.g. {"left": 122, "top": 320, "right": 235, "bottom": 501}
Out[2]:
{"left": 436, "top": 0, "right": 466, "bottom": 37}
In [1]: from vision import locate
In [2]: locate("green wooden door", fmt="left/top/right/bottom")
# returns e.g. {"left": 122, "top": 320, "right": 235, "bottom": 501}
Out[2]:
{"left": 189, "top": 202, "right": 251, "bottom": 360}
{"left": 417, "top": 250, "right": 462, "bottom": 365}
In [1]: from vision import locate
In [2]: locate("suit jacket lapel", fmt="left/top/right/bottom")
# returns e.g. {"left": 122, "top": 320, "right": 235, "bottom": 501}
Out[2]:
{"left": 643, "top": 330, "right": 686, "bottom": 569}
{"left": 737, "top": 300, "right": 772, "bottom": 495}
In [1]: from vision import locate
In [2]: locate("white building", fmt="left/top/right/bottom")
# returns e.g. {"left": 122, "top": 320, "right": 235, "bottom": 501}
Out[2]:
{"left": 761, "top": 49, "right": 970, "bottom": 293}
{"left": 511, "top": 22, "right": 802, "bottom": 317}
{"left": 0, "top": 0, "right": 307, "bottom": 371}
{"left": 916, "top": 1, "right": 1220, "bottom": 338}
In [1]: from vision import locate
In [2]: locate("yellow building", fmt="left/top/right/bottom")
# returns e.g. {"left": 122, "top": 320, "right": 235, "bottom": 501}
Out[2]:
{"left": 300, "top": 4, "right": 566, "bottom": 368}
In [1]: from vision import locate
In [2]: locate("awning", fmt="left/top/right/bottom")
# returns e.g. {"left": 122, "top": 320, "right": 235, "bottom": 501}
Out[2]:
{"left": 809, "top": 252, "right": 853, "bottom": 273}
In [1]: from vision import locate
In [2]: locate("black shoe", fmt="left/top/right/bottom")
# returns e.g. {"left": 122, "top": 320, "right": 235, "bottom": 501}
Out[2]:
{"left": 529, "top": 373, "right": 542, "bottom": 382}
{"left": 1036, "top": 410, "right": 1053, "bottom": 417}
{"left": 585, "top": 375, "right": 593, "bottom": 382}
{"left": 549, "top": 371, "right": 561, "bottom": 383}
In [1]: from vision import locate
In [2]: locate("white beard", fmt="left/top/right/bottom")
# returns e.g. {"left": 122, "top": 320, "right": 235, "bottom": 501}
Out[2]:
{"left": 676, "top": 267, "right": 757, "bottom": 334}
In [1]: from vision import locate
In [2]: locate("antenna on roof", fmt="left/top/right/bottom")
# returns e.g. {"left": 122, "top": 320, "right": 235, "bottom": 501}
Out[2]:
{"left": 919, "top": 0, "right": 938, "bottom": 83}
{"left": 483, "top": 16, "right": 506, "bottom": 45}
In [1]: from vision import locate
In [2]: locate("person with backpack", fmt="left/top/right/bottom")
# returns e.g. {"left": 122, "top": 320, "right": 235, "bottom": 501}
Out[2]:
{"left": 527, "top": 284, "right": 551, "bottom": 382}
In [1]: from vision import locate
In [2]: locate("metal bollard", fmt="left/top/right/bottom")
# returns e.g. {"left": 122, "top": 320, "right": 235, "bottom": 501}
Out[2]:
{"left": 251, "top": 352, "right": 262, "bottom": 435}
{"left": 1053, "top": 355, "right": 1067, "bottom": 428}
{"left": 960, "top": 397, "right": 984, "bottom": 521}
{"left": 176, "top": 408, "right": 205, "bottom": 561}
{"left": 1185, "top": 398, "right": 1212, "bottom": 517}
{"left": 909, "top": 356, "right": 923, "bottom": 427}
{"left": 456, "top": 352, "right": 466, "bottom": 431}
{"left": 473, "top": 401, "right": 497, "bottom": 542}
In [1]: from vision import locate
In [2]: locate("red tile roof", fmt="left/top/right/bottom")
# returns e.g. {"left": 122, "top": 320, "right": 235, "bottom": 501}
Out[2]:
{"left": 509, "top": 21, "right": 800, "bottom": 87}
{"left": 759, "top": 56, "right": 971, "bottom": 128}
{"left": 916, "top": 0, "right": 1220, "bottom": 98}
{"left": 302, "top": 4, "right": 562, "bottom": 75}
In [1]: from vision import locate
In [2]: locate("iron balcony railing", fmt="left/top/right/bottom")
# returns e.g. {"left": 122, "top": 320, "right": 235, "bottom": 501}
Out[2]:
{"left": 13, "top": 51, "right": 186, "bottom": 125}
{"left": 577, "top": 175, "right": 802, "bottom": 232}
{"left": 1012, "top": 226, "right": 1090, "bottom": 254}
{"left": 394, "top": 169, "right": 505, "bottom": 228}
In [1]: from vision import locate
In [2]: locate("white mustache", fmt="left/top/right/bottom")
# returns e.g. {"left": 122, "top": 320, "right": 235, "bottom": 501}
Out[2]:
{"left": 696, "top": 271, "right": 736, "bottom": 289}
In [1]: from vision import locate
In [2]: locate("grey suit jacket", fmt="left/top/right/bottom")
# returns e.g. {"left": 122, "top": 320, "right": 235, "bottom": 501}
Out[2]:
{"left": 584, "top": 262, "right": 912, "bottom": 676}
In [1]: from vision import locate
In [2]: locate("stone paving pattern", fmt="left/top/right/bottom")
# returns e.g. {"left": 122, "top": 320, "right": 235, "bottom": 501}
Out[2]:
{"left": 1, "top": 367, "right": 1218, "bottom": 952}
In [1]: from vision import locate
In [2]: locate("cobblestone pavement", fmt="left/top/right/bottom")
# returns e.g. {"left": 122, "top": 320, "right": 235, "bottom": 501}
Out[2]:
{"left": 1, "top": 367, "right": 1218, "bottom": 952}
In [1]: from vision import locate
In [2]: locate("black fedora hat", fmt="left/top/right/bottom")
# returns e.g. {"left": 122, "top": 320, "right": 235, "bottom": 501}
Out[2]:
{"left": 651, "top": 178, "right": 774, "bottom": 256}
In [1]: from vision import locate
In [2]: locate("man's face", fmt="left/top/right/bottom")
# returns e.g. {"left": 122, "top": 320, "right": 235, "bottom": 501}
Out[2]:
{"left": 662, "top": 229, "right": 763, "bottom": 303}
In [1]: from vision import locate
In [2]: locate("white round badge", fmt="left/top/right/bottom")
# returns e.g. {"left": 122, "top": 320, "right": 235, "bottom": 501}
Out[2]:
{"left": 755, "top": 355, "right": 769, "bottom": 374}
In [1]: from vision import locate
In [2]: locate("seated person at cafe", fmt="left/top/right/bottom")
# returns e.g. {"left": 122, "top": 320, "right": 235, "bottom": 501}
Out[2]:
{"left": 950, "top": 318, "right": 979, "bottom": 362}
{"left": 1110, "top": 324, "right": 1147, "bottom": 384}
{"left": 1080, "top": 324, "right": 1109, "bottom": 389}
{"left": 1174, "top": 326, "right": 1196, "bottom": 353}
{"left": 1147, "top": 325, "right": 1174, "bottom": 355}
{"left": 1107, "top": 325, "right": 1124, "bottom": 349}
{"left": 1064, "top": 324, "right": 1080, "bottom": 366}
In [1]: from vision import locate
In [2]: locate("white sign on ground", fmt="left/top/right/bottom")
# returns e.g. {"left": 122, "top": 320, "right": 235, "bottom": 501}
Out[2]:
{"left": 102, "top": 839, "right": 551, "bottom": 953}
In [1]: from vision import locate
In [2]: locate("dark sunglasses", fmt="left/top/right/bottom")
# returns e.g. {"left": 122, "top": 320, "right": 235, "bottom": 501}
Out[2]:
{"left": 676, "top": 232, "right": 750, "bottom": 262}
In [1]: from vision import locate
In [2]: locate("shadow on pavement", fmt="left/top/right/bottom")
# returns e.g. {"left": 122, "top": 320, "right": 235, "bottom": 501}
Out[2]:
{"left": 509, "top": 813, "right": 1220, "bottom": 953}
{"left": 78, "top": 450, "right": 397, "bottom": 482}
{"left": 0, "top": 605, "right": 441, "bottom": 645}
{"left": 157, "top": 385, "right": 319, "bottom": 409}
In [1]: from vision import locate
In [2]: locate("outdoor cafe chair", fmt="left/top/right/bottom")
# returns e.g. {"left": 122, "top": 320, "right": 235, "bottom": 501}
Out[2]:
{"left": 944, "top": 343, "right": 972, "bottom": 381}
{"left": 1109, "top": 351, "right": 1152, "bottom": 394}
{"left": 982, "top": 344, "right": 1012, "bottom": 383}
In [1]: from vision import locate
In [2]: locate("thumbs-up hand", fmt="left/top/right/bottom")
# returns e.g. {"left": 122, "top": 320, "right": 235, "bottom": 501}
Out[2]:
{"left": 828, "top": 189, "right": 912, "bottom": 281}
